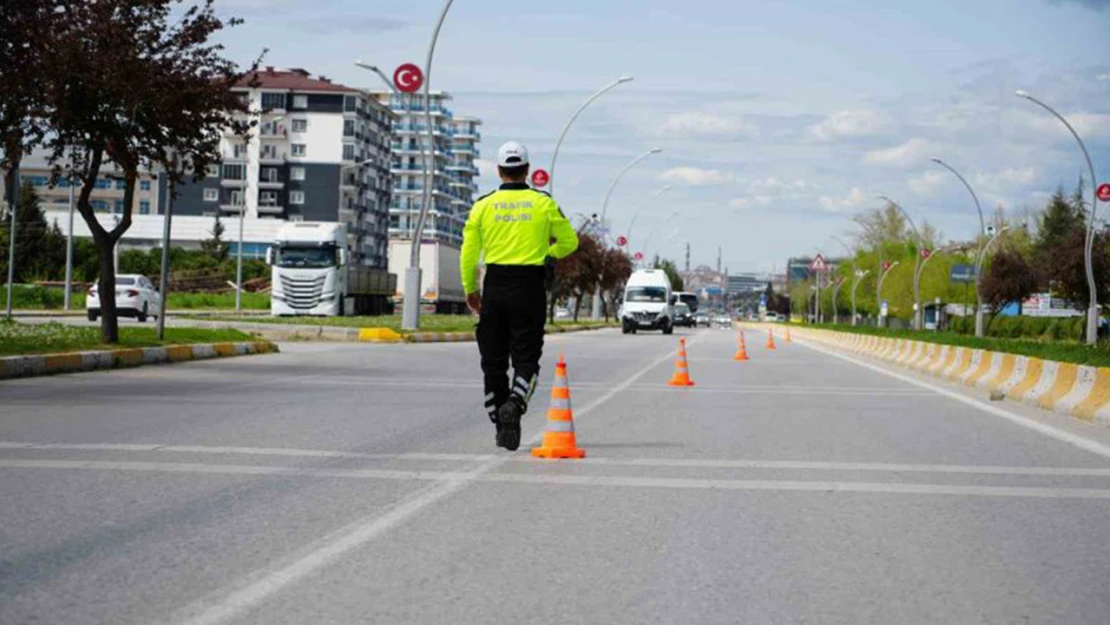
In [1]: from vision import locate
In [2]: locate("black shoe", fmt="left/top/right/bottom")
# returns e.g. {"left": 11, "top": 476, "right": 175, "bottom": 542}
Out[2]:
{"left": 495, "top": 398, "right": 524, "bottom": 451}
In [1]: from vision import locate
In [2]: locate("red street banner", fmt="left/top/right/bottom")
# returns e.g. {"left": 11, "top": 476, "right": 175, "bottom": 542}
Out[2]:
{"left": 1098, "top": 183, "right": 1110, "bottom": 203}
{"left": 882, "top": 260, "right": 892, "bottom": 271}
{"left": 920, "top": 248, "right": 932, "bottom": 259}
{"left": 531, "top": 169, "right": 550, "bottom": 188}
{"left": 616, "top": 235, "right": 628, "bottom": 247}
{"left": 633, "top": 252, "right": 644, "bottom": 261}
{"left": 393, "top": 63, "right": 423, "bottom": 93}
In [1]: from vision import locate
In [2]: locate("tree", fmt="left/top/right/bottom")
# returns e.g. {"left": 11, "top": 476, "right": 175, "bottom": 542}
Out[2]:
{"left": 1033, "top": 186, "right": 1084, "bottom": 271}
{"left": 200, "top": 211, "right": 229, "bottom": 262}
{"left": 39, "top": 0, "right": 260, "bottom": 342}
{"left": 600, "top": 248, "right": 633, "bottom": 320}
{"left": 852, "top": 202, "right": 908, "bottom": 250}
{"left": 558, "top": 232, "right": 600, "bottom": 322}
{"left": 980, "top": 247, "right": 1039, "bottom": 325}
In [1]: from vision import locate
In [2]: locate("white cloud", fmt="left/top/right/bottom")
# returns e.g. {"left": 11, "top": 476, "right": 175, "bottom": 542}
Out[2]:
{"left": 475, "top": 158, "right": 497, "bottom": 177}
{"left": 659, "top": 112, "right": 754, "bottom": 136}
{"left": 864, "top": 138, "right": 930, "bottom": 168}
{"left": 660, "top": 166, "right": 735, "bottom": 186}
{"left": 818, "top": 187, "right": 870, "bottom": 213}
{"left": 729, "top": 198, "right": 752, "bottom": 209}
{"left": 1098, "top": 73, "right": 1110, "bottom": 81}
{"left": 809, "top": 109, "right": 891, "bottom": 141}
{"left": 747, "top": 177, "right": 810, "bottom": 193}
{"left": 908, "top": 170, "right": 948, "bottom": 196}
{"left": 1016, "top": 111, "right": 1110, "bottom": 140}
{"left": 973, "top": 167, "right": 1038, "bottom": 188}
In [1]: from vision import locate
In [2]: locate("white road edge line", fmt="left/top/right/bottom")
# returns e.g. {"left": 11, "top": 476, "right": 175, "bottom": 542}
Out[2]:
{"left": 162, "top": 334, "right": 701, "bottom": 625}
{"left": 5, "top": 458, "right": 1110, "bottom": 500}
{"left": 799, "top": 339, "right": 1110, "bottom": 462}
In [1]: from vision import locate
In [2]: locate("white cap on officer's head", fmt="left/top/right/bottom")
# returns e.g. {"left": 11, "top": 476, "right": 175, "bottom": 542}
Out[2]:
{"left": 497, "top": 141, "right": 529, "bottom": 167}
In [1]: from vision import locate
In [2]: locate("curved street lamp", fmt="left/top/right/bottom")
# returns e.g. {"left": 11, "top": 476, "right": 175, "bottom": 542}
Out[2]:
{"left": 879, "top": 195, "right": 927, "bottom": 330}
{"left": 831, "top": 276, "right": 847, "bottom": 325}
{"left": 400, "top": 0, "right": 455, "bottom": 331}
{"left": 625, "top": 185, "right": 670, "bottom": 248}
{"left": 876, "top": 260, "right": 900, "bottom": 328}
{"left": 852, "top": 269, "right": 870, "bottom": 327}
{"left": 1016, "top": 90, "right": 1101, "bottom": 345}
{"left": 592, "top": 148, "right": 663, "bottom": 319}
{"left": 549, "top": 76, "right": 634, "bottom": 196}
{"left": 931, "top": 157, "right": 988, "bottom": 337}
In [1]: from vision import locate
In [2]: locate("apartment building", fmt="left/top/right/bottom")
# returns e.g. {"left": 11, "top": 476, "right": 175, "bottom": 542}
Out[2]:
{"left": 174, "top": 67, "right": 396, "bottom": 267}
{"left": 371, "top": 90, "right": 482, "bottom": 246}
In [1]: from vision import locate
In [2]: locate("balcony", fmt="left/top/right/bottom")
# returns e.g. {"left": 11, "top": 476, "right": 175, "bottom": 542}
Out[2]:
{"left": 219, "top": 203, "right": 245, "bottom": 213}
{"left": 259, "top": 152, "right": 288, "bottom": 164}
{"left": 220, "top": 178, "right": 246, "bottom": 187}
{"left": 258, "top": 180, "right": 284, "bottom": 189}
{"left": 257, "top": 203, "right": 284, "bottom": 215}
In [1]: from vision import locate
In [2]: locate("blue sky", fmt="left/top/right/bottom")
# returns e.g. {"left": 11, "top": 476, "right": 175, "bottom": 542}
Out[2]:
{"left": 216, "top": 0, "right": 1110, "bottom": 273}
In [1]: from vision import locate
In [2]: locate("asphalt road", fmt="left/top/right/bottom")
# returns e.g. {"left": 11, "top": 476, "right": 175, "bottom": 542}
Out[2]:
{"left": 4, "top": 326, "right": 1110, "bottom": 624}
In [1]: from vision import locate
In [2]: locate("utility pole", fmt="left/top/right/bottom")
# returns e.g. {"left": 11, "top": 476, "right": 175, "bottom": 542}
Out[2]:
{"left": 685, "top": 242, "right": 690, "bottom": 273}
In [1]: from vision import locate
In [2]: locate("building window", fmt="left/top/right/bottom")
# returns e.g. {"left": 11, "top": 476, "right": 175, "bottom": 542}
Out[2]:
{"left": 236, "top": 92, "right": 249, "bottom": 105}
{"left": 293, "top": 94, "right": 308, "bottom": 109}
{"left": 114, "top": 200, "right": 125, "bottom": 213}
{"left": 221, "top": 164, "right": 245, "bottom": 180}
{"left": 260, "top": 191, "right": 277, "bottom": 206}
{"left": 290, "top": 191, "right": 305, "bottom": 205}
{"left": 343, "top": 119, "right": 355, "bottom": 137}
{"left": 203, "top": 188, "right": 218, "bottom": 202}
{"left": 342, "top": 144, "right": 355, "bottom": 161}
{"left": 261, "top": 167, "right": 278, "bottom": 182}
{"left": 233, "top": 143, "right": 245, "bottom": 158}
{"left": 291, "top": 144, "right": 306, "bottom": 157}
{"left": 91, "top": 200, "right": 109, "bottom": 212}
{"left": 261, "top": 92, "right": 285, "bottom": 110}
{"left": 291, "top": 119, "right": 307, "bottom": 132}
{"left": 140, "top": 180, "right": 151, "bottom": 191}
{"left": 139, "top": 200, "right": 150, "bottom": 215}
{"left": 290, "top": 167, "right": 305, "bottom": 181}
{"left": 344, "top": 95, "right": 358, "bottom": 112}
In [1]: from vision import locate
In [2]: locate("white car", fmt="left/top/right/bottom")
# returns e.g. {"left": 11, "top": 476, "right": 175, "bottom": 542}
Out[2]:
{"left": 87, "top": 274, "right": 162, "bottom": 322}
{"left": 554, "top": 307, "right": 572, "bottom": 320}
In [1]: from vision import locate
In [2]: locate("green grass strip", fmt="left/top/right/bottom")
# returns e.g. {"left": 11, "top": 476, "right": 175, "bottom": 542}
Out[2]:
{"left": 0, "top": 320, "right": 256, "bottom": 357}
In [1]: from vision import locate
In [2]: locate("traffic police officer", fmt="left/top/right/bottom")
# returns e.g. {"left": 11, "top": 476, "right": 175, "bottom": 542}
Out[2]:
{"left": 460, "top": 141, "right": 579, "bottom": 450}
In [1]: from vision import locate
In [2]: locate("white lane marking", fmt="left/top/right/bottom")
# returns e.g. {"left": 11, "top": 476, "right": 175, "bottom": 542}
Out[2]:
{"left": 6, "top": 452, "right": 1110, "bottom": 477}
{"left": 800, "top": 340, "right": 1110, "bottom": 462}
{"left": 5, "top": 458, "right": 1110, "bottom": 500}
{"left": 162, "top": 334, "right": 699, "bottom": 625}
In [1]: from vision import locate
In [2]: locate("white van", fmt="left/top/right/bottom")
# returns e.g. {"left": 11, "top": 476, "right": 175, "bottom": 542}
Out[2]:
{"left": 619, "top": 269, "right": 674, "bottom": 335}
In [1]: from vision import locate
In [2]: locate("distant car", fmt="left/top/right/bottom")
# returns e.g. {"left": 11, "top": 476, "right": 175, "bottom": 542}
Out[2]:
{"left": 673, "top": 302, "right": 694, "bottom": 327}
{"left": 764, "top": 312, "right": 779, "bottom": 322}
{"left": 714, "top": 313, "right": 732, "bottom": 327}
{"left": 693, "top": 311, "right": 711, "bottom": 327}
{"left": 87, "top": 274, "right": 162, "bottom": 322}
{"left": 554, "top": 307, "right": 572, "bottom": 320}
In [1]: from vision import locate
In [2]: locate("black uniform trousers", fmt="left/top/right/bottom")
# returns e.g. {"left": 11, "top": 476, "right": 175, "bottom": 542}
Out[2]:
{"left": 477, "top": 264, "right": 547, "bottom": 419}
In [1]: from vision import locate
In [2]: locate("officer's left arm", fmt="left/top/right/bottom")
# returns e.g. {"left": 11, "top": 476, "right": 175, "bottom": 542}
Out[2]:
{"left": 546, "top": 198, "right": 579, "bottom": 259}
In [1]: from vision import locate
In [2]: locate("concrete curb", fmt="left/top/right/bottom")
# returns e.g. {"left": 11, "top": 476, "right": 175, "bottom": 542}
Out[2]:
{"left": 790, "top": 327, "right": 1110, "bottom": 427}
{"left": 0, "top": 341, "right": 279, "bottom": 381}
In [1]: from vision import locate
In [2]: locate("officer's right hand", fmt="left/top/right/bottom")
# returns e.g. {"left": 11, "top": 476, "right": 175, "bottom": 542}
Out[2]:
{"left": 466, "top": 292, "right": 482, "bottom": 315}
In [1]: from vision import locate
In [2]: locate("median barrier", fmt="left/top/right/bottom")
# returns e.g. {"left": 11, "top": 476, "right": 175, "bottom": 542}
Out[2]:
{"left": 0, "top": 340, "right": 278, "bottom": 381}
{"left": 789, "top": 326, "right": 1110, "bottom": 427}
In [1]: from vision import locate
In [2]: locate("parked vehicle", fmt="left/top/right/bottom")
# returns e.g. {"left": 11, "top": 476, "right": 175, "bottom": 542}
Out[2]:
{"left": 267, "top": 222, "right": 395, "bottom": 316}
{"left": 620, "top": 269, "right": 674, "bottom": 334}
{"left": 554, "top": 307, "right": 572, "bottom": 320}
{"left": 388, "top": 240, "right": 467, "bottom": 314}
{"left": 673, "top": 302, "right": 694, "bottom": 327}
{"left": 86, "top": 274, "right": 162, "bottom": 322}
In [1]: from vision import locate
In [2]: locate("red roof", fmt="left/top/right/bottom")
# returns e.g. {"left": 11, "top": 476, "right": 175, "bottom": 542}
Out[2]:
{"left": 235, "top": 67, "right": 357, "bottom": 93}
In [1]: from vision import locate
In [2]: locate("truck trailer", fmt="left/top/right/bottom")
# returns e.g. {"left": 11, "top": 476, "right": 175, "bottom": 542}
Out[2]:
{"left": 387, "top": 240, "right": 467, "bottom": 314}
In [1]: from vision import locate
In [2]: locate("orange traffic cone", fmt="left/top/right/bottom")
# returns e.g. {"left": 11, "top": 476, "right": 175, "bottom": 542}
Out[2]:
{"left": 785, "top": 327, "right": 792, "bottom": 342}
{"left": 668, "top": 338, "right": 697, "bottom": 387}
{"left": 532, "top": 356, "right": 586, "bottom": 459}
{"left": 766, "top": 328, "right": 777, "bottom": 350}
{"left": 734, "top": 332, "right": 749, "bottom": 361}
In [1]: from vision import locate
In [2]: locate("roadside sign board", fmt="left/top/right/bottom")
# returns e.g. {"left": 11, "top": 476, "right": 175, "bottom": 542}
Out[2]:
{"left": 950, "top": 264, "right": 976, "bottom": 283}
{"left": 809, "top": 254, "right": 828, "bottom": 273}
{"left": 531, "top": 169, "right": 550, "bottom": 188}
{"left": 616, "top": 235, "right": 628, "bottom": 247}
{"left": 393, "top": 63, "right": 424, "bottom": 93}
{"left": 1099, "top": 183, "right": 1110, "bottom": 203}
{"left": 633, "top": 251, "right": 644, "bottom": 261}
{"left": 880, "top": 300, "right": 889, "bottom": 317}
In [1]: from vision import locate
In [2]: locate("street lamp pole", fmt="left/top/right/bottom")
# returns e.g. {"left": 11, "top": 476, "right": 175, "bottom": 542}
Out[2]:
{"left": 879, "top": 195, "right": 926, "bottom": 330}
{"left": 626, "top": 185, "right": 670, "bottom": 249}
{"left": 157, "top": 155, "right": 177, "bottom": 341}
{"left": 354, "top": 62, "right": 397, "bottom": 92}
{"left": 64, "top": 179, "right": 75, "bottom": 311}
{"left": 832, "top": 277, "right": 846, "bottom": 325}
{"left": 591, "top": 147, "right": 662, "bottom": 320}
{"left": 403, "top": 0, "right": 455, "bottom": 331}
{"left": 851, "top": 269, "right": 869, "bottom": 326}
{"left": 931, "top": 157, "right": 987, "bottom": 337}
{"left": 1016, "top": 90, "right": 1101, "bottom": 345}
{"left": 549, "top": 76, "right": 634, "bottom": 197}
{"left": 876, "top": 261, "right": 899, "bottom": 328}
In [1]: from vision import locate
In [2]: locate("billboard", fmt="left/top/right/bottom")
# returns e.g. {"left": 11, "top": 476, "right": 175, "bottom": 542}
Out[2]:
{"left": 949, "top": 264, "right": 976, "bottom": 283}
